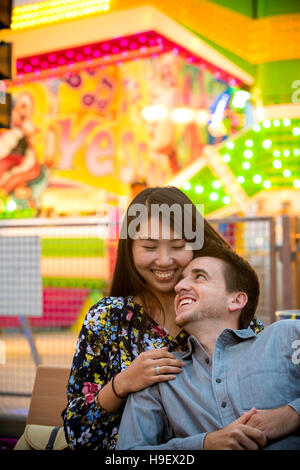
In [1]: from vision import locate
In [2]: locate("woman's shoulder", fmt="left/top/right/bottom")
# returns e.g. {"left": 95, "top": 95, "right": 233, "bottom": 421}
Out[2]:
{"left": 88, "top": 295, "right": 139, "bottom": 321}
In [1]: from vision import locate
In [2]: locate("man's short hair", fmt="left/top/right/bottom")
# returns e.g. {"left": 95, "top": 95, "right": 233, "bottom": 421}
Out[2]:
{"left": 194, "top": 242, "right": 260, "bottom": 329}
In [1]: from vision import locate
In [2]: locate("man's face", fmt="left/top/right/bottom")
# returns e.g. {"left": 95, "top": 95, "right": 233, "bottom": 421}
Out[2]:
{"left": 174, "top": 256, "right": 232, "bottom": 327}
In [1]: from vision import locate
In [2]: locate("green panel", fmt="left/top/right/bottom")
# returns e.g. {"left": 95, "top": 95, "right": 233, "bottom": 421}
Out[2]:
{"left": 41, "top": 237, "right": 105, "bottom": 257}
{"left": 180, "top": 119, "right": 300, "bottom": 212}
{"left": 219, "top": 118, "right": 300, "bottom": 198}
{"left": 257, "top": 0, "right": 300, "bottom": 17}
{"left": 180, "top": 166, "right": 232, "bottom": 215}
{"left": 208, "top": 0, "right": 255, "bottom": 17}
{"left": 209, "top": 0, "right": 300, "bottom": 17}
{"left": 255, "top": 60, "right": 300, "bottom": 105}
{"left": 43, "top": 277, "right": 106, "bottom": 289}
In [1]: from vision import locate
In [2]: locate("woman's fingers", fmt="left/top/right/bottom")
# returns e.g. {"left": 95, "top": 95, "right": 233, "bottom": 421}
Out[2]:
{"left": 145, "top": 348, "right": 183, "bottom": 361}
{"left": 154, "top": 357, "right": 186, "bottom": 368}
{"left": 154, "top": 365, "right": 183, "bottom": 375}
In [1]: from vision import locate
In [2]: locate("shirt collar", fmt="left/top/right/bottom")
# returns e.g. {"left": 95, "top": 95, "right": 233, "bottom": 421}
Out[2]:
{"left": 181, "top": 327, "right": 256, "bottom": 359}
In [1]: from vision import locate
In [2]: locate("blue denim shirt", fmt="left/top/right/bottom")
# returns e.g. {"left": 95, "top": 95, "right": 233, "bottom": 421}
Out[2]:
{"left": 117, "top": 320, "right": 300, "bottom": 450}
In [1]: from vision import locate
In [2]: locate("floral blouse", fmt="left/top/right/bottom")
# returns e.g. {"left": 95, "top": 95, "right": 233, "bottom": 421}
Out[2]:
{"left": 62, "top": 296, "right": 264, "bottom": 450}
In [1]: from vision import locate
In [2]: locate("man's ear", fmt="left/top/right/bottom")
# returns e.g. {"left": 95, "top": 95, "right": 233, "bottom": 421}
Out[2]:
{"left": 228, "top": 292, "right": 248, "bottom": 312}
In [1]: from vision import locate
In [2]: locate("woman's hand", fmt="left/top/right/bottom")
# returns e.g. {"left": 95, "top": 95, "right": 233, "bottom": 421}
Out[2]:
{"left": 114, "top": 347, "right": 185, "bottom": 397}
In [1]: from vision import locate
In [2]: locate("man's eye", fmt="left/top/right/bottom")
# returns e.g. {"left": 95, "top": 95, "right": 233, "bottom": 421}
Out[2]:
{"left": 142, "top": 245, "right": 156, "bottom": 250}
{"left": 196, "top": 273, "right": 205, "bottom": 279}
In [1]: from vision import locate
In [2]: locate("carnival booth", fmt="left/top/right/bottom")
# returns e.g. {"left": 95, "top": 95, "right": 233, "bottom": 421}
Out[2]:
{"left": 0, "top": 0, "right": 299, "bottom": 425}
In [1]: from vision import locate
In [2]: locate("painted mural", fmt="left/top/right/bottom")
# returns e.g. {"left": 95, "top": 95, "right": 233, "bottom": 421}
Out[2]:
{"left": 0, "top": 52, "right": 248, "bottom": 216}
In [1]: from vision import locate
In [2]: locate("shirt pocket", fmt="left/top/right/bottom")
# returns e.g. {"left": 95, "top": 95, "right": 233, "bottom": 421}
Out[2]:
{"left": 238, "top": 370, "right": 293, "bottom": 410}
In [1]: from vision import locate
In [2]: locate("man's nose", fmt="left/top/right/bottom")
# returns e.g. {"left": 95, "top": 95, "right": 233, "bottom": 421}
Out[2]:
{"left": 175, "top": 277, "right": 190, "bottom": 293}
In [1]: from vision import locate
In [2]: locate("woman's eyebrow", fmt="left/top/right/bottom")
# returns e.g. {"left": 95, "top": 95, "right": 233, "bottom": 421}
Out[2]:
{"left": 139, "top": 237, "right": 158, "bottom": 241}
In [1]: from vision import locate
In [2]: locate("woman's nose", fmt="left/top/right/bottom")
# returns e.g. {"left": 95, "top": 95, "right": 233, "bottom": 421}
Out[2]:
{"left": 155, "top": 247, "right": 172, "bottom": 266}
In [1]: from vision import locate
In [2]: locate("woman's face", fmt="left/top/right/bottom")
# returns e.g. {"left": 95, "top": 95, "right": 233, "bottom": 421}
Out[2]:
{"left": 132, "top": 216, "right": 193, "bottom": 296}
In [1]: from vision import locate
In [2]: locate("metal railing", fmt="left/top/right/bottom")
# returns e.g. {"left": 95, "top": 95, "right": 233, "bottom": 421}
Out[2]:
{"left": 0, "top": 215, "right": 299, "bottom": 420}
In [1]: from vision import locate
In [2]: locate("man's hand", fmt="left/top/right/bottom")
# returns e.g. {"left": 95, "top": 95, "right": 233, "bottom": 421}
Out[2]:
{"left": 243, "top": 405, "right": 300, "bottom": 441}
{"left": 204, "top": 408, "right": 267, "bottom": 450}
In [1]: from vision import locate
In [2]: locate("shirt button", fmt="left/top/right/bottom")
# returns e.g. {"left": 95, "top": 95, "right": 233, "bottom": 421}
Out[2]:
{"left": 221, "top": 401, "right": 227, "bottom": 408}
{"left": 205, "top": 358, "right": 209, "bottom": 364}
{"left": 216, "top": 378, "right": 222, "bottom": 383}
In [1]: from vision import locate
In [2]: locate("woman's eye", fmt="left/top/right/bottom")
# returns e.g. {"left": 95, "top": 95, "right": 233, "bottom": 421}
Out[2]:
{"left": 172, "top": 245, "right": 185, "bottom": 250}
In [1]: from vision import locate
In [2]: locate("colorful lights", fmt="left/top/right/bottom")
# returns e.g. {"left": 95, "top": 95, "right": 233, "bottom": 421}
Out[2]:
{"left": 141, "top": 105, "right": 169, "bottom": 123}
{"left": 171, "top": 108, "right": 195, "bottom": 124}
{"left": 242, "top": 162, "right": 251, "bottom": 170}
{"left": 222, "top": 196, "right": 231, "bottom": 205}
{"left": 13, "top": 30, "right": 242, "bottom": 89}
{"left": 180, "top": 116, "right": 299, "bottom": 215}
{"left": 262, "top": 120, "right": 271, "bottom": 129}
{"left": 217, "top": 116, "right": 300, "bottom": 204}
{"left": 11, "top": 0, "right": 111, "bottom": 30}
{"left": 209, "top": 192, "right": 218, "bottom": 201}
{"left": 231, "top": 90, "right": 250, "bottom": 109}
{"left": 212, "top": 180, "right": 221, "bottom": 189}
{"left": 262, "top": 139, "right": 272, "bottom": 149}
{"left": 273, "top": 159, "right": 282, "bottom": 169}
{"left": 182, "top": 182, "right": 191, "bottom": 191}
{"left": 226, "top": 141, "right": 234, "bottom": 150}
{"left": 253, "top": 175, "right": 262, "bottom": 184}
{"left": 195, "top": 185, "right": 204, "bottom": 194}
{"left": 293, "top": 127, "right": 300, "bottom": 136}
{"left": 244, "top": 150, "right": 253, "bottom": 159}
{"left": 180, "top": 166, "right": 232, "bottom": 214}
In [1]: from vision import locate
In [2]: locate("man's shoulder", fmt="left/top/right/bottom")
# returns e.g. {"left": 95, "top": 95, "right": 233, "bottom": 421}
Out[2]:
{"left": 258, "top": 319, "right": 300, "bottom": 338}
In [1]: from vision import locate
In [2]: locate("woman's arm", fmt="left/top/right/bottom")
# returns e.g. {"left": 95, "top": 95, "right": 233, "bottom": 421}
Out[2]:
{"left": 97, "top": 348, "right": 186, "bottom": 412}
{"left": 63, "top": 299, "right": 185, "bottom": 449}
{"left": 63, "top": 301, "right": 122, "bottom": 450}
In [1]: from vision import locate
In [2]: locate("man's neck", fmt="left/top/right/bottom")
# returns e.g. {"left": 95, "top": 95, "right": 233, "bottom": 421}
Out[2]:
{"left": 185, "top": 318, "right": 239, "bottom": 357}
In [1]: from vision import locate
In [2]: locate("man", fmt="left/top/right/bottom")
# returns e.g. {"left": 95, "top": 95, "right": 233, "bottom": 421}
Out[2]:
{"left": 116, "top": 244, "right": 300, "bottom": 450}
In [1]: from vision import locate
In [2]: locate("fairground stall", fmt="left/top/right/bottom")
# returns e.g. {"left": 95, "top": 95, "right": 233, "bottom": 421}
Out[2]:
{"left": 0, "top": 0, "right": 299, "bottom": 435}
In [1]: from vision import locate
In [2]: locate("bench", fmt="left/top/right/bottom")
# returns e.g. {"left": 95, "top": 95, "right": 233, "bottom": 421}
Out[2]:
{"left": 26, "top": 365, "right": 70, "bottom": 426}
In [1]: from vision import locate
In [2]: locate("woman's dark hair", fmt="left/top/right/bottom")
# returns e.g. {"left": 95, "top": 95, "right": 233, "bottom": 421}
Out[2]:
{"left": 194, "top": 241, "right": 260, "bottom": 328}
{"left": 109, "top": 186, "right": 230, "bottom": 350}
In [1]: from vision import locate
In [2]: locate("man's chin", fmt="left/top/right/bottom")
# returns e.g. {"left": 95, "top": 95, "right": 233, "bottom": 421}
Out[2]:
{"left": 175, "top": 312, "right": 189, "bottom": 327}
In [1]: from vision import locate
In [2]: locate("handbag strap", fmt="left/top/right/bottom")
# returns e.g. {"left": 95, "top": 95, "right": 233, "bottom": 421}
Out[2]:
{"left": 46, "top": 426, "right": 61, "bottom": 450}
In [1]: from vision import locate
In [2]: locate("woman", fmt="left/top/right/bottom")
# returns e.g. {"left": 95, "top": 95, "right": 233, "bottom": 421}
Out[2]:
{"left": 62, "top": 186, "right": 262, "bottom": 449}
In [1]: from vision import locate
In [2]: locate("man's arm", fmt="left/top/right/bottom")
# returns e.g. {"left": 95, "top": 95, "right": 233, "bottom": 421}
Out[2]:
{"left": 245, "top": 320, "right": 300, "bottom": 441}
{"left": 244, "top": 406, "right": 300, "bottom": 441}
{"left": 116, "top": 385, "right": 208, "bottom": 450}
{"left": 116, "top": 388, "right": 266, "bottom": 450}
